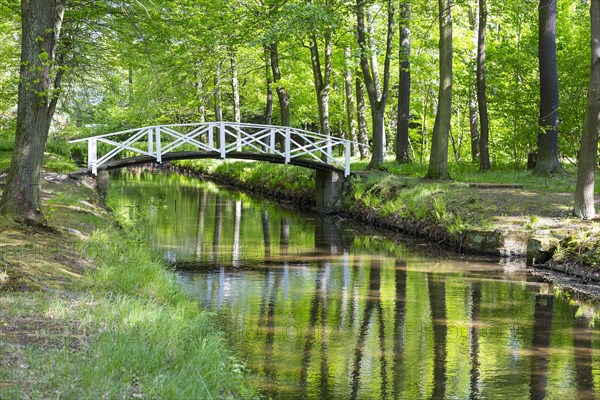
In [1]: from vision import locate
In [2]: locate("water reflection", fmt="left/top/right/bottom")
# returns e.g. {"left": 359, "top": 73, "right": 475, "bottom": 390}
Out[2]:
{"left": 111, "top": 172, "right": 600, "bottom": 399}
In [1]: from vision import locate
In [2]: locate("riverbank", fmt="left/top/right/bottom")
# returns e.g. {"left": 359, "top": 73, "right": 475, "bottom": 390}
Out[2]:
{"left": 174, "top": 159, "right": 599, "bottom": 272}
{"left": 0, "top": 174, "right": 254, "bottom": 398}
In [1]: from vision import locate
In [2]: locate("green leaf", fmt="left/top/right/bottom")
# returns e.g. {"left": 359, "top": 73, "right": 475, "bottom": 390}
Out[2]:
{"left": 38, "top": 51, "right": 49, "bottom": 61}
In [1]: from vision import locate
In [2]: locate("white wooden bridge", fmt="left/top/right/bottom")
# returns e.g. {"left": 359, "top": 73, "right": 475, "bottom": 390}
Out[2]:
{"left": 69, "top": 122, "right": 361, "bottom": 177}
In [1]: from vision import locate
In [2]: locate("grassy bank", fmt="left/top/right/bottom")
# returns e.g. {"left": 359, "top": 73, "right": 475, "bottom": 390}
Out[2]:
{"left": 0, "top": 177, "right": 254, "bottom": 398}
{"left": 176, "top": 159, "right": 315, "bottom": 204}
{"left": 175, "top": 158, "right": 595, "bottom": 257}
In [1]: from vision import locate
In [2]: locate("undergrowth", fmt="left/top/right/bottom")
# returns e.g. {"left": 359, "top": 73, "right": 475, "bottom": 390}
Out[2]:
{"left": 552, "top": 230, "right": 600, "bottom": 267}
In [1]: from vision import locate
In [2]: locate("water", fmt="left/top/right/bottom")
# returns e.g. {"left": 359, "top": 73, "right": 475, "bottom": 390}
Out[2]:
{"left": 111, "top": 171, "right": 600, "bottom": 399}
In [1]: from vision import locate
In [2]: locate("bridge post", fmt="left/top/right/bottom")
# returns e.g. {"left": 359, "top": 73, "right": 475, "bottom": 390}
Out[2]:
{"left": 147, "top": 129, "right": 153, "bottom": 155}
{"left": 220, "top": 122, "right": 226, "bottom": 158}
{"left": 208, "top": 125, "right": 214, "bottom": 150}
{"left": 269, "top": 128, "right": 275, "bottom": 154}
{"left": 345, "top": 142, "right": 351, "bottom": 177}
{"left": 88, "top": 138, "right": 97, "bottom": 175}
{"left": 314, "top": 169, "right": 348, "bottom": 213}
{"left": 155, "top": 126, "right": 162, "bottom": 163}
{"left": 285, "top": 128, "right": 291, "bottom": 163}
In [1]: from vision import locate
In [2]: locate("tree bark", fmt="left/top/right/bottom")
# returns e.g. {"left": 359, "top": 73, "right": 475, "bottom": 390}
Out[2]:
{"left": 196, "top": 70, "right": 206, "bottom": 123}
{"left": 270, "top": 41, "right": 290, "bottom": 127}
{"left": 230, "top": 51, "right": 241, "bottom": 124}
{"left": 573, "top": 0, "right": 600, "bottom": 219}
{"left": 427, "top": 0, "right": 453, "bottom": 179}
{"left": 344, "top": 47, "right": 359, "bottom": 156}
{"left": 534, "top": 0, "right": 560, "bottom": 175}
{"left": 356, "top": 0, "right": 394, "bottom": 169}
{"left": 264, "top": 45, "right": 273, "bottom": 125}
{"left": 213, "top": 62, "right": 223, "bottom": 121}
{"left": 0, "top": 0, "right": 67, "bottom": 224}
{"left": 478, "top": 0, "right": 490, "bottom": 171}
{"left": 356, "top": 77, "right": 370, "bottom": 159}
{"left": 469, "top": 97, "right": 480, "bottom": 162}
{"left": 396, "top": 3, "right": 411, "bottom": 164}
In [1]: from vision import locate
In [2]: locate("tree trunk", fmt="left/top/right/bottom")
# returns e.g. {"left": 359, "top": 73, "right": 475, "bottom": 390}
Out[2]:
{"left": 427, "top": 0, "right": 453, "bottom": 179}
{"left": 366, "top": 8, "right": 382, "bottom": 100}
{"left": 214, "top": 63, "right": 223, "bottom": 121}
{"left": 356, "top": 0, "right": 394, "bottom": 169}
{"left": 308, "top": 32, "right": 332, "bottom": 139}
{"left": 356, "top": 77, "right": 370, "bottom": 159}
{"left": 396, "top": 3, "right": 411, "bottom": 164}
{"left": 196, "top": 71, "right": 206, "bottom": 123}
{"left": 469, "top": 97, "right": 480, "bottom": 162}
{"left": 573, "top": 0, "right": 600, "bottom": 219}
{"left": 534, "top": 0, "right": 560, "bottom": 175}
{"left": 270, "top": 41, "right": 290, "bottom": 127}
{"left": 264, "top": 45, "right": 273, "bottom": 125}
{"left": 230, "top": 52, "right": 241, "bottom": 124}
{"left": 478, "top": 0, "right": 491, "bottom": 170}
{"left": 344, "top": 47, "right": 359, "bottom": 156}
{"left": 468, "top": 7, "right": 479, "bottom": 163}
{"left": 0, "top": 0, "right": 67, "bottom": 224}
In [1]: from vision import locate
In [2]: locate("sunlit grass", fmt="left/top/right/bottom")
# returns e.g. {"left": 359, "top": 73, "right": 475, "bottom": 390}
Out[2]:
{"left": 350, "top": 157, "right": 584, "bottom": 192}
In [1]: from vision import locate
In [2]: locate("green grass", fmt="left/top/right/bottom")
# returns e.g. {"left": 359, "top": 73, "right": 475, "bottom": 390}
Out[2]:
{"left": 0, "top": 143, "right": 79, "bottom": 174}
{"left": 0, "top": 180, "right": 255, "bottom": 399}
{"left": 350, "top": 157, "right": 584, "bottom": 192}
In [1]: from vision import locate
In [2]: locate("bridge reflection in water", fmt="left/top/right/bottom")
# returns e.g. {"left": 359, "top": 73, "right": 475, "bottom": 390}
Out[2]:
{"left": 112, "top": 171, "right": 600, "bottom": 400}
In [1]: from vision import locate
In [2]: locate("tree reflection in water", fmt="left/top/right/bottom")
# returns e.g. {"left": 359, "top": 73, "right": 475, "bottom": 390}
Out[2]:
{"left": 112, "top": 172, "right": 600, "bottom": 399}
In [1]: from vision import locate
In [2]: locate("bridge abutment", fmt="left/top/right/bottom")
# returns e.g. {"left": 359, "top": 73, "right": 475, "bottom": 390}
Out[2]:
{"left": 314, "top": 170, "right": 348, "bottom": 213}
{"left": 96, "top": 170, "right": 110, "bottom": 198}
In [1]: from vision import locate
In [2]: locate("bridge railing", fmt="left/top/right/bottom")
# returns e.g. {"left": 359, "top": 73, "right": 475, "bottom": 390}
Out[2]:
{"left": 69, "top": 122, "right": 363, "bottom": 176}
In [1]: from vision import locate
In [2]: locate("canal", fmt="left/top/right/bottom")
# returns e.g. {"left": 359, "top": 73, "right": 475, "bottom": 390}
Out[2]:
{"left": 110, "top": 171, "right": 600, "bottom": 399}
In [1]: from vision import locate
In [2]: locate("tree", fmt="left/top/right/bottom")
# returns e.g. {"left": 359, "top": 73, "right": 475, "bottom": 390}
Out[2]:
{"left": 534, "top": 0, "right": 560, "bottom": 175}
{"left": 270, "top": 42, "right": 291, "bottom": 127}
{"left": 427, "top": 0, "right": 453, "bottom": 179}
{"left": 0, "top": 0, "right": 67, "bottom": 224}
{"left": 573, "top": 0, "right": 600, "bottom": 220}
{"left": 230, "top": 51, "right": 241, "bottom": 124}
{"left": 356, "top": 76, "right": 370, "bottom": 159}
{"left": 477, "top": 0, "right": 490, "bottom": 171}
{"left": 396, "top": 3, "right": 411, "bottom": 164}
{"left": 344, "top": 47, "right": 359, "bottom": 155}
{"left": 356, "top": 0, "right": 394, "bottom": 169}
{"left": 467, "top": 7, "right": 480, "bottom": 163}
{"left": 264, "top": 45, "right": 273, "bottom": 125}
